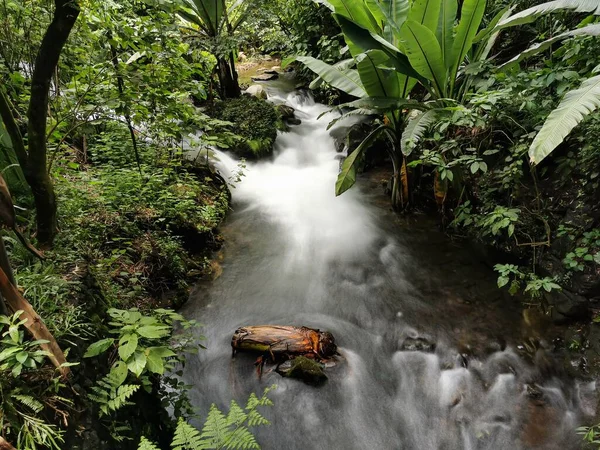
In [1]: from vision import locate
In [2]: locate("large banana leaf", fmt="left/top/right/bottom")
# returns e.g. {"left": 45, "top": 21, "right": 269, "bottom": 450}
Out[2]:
{"left": 472, "top": 6, "right": 513, "bottom": 62}
{"left": 336, "top": 125, "right": 389, "bottom": 195}
{"left": 186, "top": 0, "right": 225, "bottom": 36}
{"left": 289, "top": 56, "right": 367, "bottom": 98}
{"left": 329, "top": 0, "right": 382, "bottom": 33}
{"left": 309, "top": 58, "right": 356, "bottom": 89}
{"left": 356, "top": 50, "right": 402, "bottom": 98}
{"left": 497, "top": 0, "right": 600, "bottom": 29}
{"left": 530, "top": 74, "right": 600, "bottom": 165}
{"left": 501, "top": 23, "right": 600, "bottom": 69}
{"left": 336, "top": 15, "right": 422, "bottom": 81}
{"left": 401, "top": 21, "right": 447, "bottom": 97}
{"left": 437, "top": 0, "right": 458, "bottom": 70}
{"left": 401, "top": 109, "right": 439, "bottom": 156}
{"left": 408, "top": 0, "right": 442, "bottom": 32}
{"left": 449, "top": 0, "right": 486, "bottom": 93}
{"left": 377, "top": 0, "right": 411, "bottom": 45}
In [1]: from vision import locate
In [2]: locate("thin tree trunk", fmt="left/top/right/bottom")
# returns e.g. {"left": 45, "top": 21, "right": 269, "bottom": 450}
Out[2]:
{"left": 26, "top": 0, "right": 80, "bottom": 247}
{"left": 0, "top": 237, "right": 16, "bottom": 316}
{"left": 0, "top": 265, "right": 70, "bottom": 378}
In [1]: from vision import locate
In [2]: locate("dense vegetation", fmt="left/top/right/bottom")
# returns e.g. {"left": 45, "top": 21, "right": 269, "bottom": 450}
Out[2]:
{"left": 2, "top": 0, "right": 600, "bottom": 448}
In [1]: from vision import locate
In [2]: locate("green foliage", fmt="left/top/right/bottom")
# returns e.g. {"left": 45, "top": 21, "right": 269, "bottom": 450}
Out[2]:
{"left": 138, "top": 386, "right": 276, "bottom": 450}
{"left": 0, "top": 312, "right": 67, "bottom": 449}
{"left": 85, "top": 307, "right": 200, "bottom": 414}
{"left": 212, "top": 96, "right": 279, "bottom": 158}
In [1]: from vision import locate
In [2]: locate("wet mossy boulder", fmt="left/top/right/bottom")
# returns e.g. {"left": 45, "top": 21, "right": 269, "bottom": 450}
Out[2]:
{"left": 276, "top": 356, "right": 328, "bottom": 385}
{"left": 212, "top": 96, "right": 278, "bottom": 159}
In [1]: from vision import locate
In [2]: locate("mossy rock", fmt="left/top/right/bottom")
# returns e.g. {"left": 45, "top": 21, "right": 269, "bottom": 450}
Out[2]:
{"left": 212, "top": 96, "right": 278, "bottom": 159}
{"left": 276, "top": 356, "right": 327, "bottom": 385}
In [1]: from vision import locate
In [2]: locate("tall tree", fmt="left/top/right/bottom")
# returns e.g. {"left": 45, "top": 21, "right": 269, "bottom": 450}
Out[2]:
{"left": 0, "top": 0, "right": 80, "bottom": 247}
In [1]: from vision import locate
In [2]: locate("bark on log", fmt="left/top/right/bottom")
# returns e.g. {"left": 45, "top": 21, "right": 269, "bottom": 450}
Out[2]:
{"left": 0, "top": 266, "right": 69, "bottom": 378}
{"left": 231, "top": 325, "right": 337, "bottom": 360}
{"left": 0, "top": 436, "right": 16, "bottom": 450}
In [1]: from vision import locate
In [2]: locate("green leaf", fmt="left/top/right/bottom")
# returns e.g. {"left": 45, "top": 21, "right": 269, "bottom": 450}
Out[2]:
{"left": 110, "top": 361, "right": 129, "bottom": 386}
{"left": 377, "top": 0, "right": 411, "bottom": 45}
{"left": 145, "top": 347, "right": 171, "bottom": 374}
{"left": 497, "top": 0, "right": 600, "bottom": 30}
{"left": 401, "top": 20, "right": 447, "bottom": 96}
{"left": 336, "top": 125, "right": 388, "bottom": 195}
{"left": 408, "top": 0, "right": 442, "bottom": 32}
{"left": 118, "top": 333, "right": 139, "bottom": 361}
{"left": 137, "top": 325, "right": 170, "bottom": 339}
{"left": 329, "top": 0, "right": 382, "bottom": 33}
{"left": 356, "top": 50, "right": 403, "bottom": 98}
{"left": 449, "top": 0, "right": 486, "bottom": 91}
{"left": 401, "top": 109, "right": 440, "bottom": 156}
{"left": 84, "top": 338, "right": 115, "bottom": 358}
{"left": 15, "top": 351, "right": 28, "bottom": 364}
{"left": 137, "top": 437, "right": 160, "bottom": 450}
{"left": 530, "top": 74, "right": 600, "bottom": 165}
{"left": 293, "top": 56, "right": 366, "bottom": 98}
{"left": 127, "top": 351, "right": 147, "bottom": 377}
{"left": 437, "top": 0, "right": 458, "bottom": 70}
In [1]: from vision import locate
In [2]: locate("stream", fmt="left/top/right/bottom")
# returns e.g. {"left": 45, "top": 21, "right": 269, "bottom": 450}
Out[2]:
{"left": 181, "top": 84, "right": 596, "bottom": 449}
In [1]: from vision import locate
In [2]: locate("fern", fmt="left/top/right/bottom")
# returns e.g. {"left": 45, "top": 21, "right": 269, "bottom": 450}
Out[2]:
{"left": 529, "top": 74, "right": 600, "bottom": 165}
{"left": 137, "top": 386, "right": 275, "bottom": 450}
{"left": 172, "top": 418, "right": 204, "bottom": 450}
{"left": 89, "top": 368, "right": 140, "bottom": 416}
{"left": 12, "top": 394, "right": 44, "bottom": 414}
{"left": 138, "top": 437, "right": 161, "bottom": 450}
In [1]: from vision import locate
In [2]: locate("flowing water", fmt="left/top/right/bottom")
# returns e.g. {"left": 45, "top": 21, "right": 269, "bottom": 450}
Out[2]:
{"left": 181, "top": 85, "right": 596, "bottom": 449}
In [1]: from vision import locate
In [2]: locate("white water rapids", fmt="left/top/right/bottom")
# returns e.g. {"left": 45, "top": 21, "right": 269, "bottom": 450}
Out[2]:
{"left": 181, "top": 87, "right": 595, "bottom": 449}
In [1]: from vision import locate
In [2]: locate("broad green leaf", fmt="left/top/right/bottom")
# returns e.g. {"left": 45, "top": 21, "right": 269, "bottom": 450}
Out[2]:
{"left": 84, "top": 338, "right": 115, "bottom": 358}
{"left": 293, "top": 56, "right": 366, "bottom": 98}
{"left": 500, "top": 23, "right": 600, "bottom": 69}
{"left": 145, "top": 348, "right": 165, "bottom": 374}
{"left": 187, "top": 0, "right": 225, "bottom": 36}
{"left": 472, "top": 6, "right": 513, "bottom": 62}
{"left": 309, "top": 58, "right": 356, "bottom": 90}
{"left": 401, "top": 21, "right": 447, "bottom": 96}
{"left": 127, "top": 351, "right": 147, "bottom": 377}
{"left": 15, "top": 351, "right": 28, "bottom": 364}
{"left": 0, "top": 347, "right": 20, "bottom": 361}
{"left": 330, "top": 0, "right": 381, "bottom": 33}
{"left": 408, "top": 0, "right": 442, "bottom": 32}
{"left": 110, "top": 361, "right": 129, "bottom": 385}
{"left": 449, "top": 0, "right": 486, "bottom": 91}
{"left": 530, "top": 74, "right": 600, "bottom": 165}
{"left": 497, "top": 0, "right": 600, "bottom": 30}
{"left": 437, "top": 0, "right": 458, "bottom": 69}
{"left": 137, "top": 325, "right": 170, "bottom": 339}
{"left": 118, "top": 333, "right": 139, "bottom": 361}
{"left": 401, "top": 109, "right": 440, "bottom": 155}
{"left": 356, "top": 50, "right": 401, "bottom": 98}
{"left": 377, "top": 0, "right": 411, "bottom": 45}
{"left": 336, "top": 125, "right": 388, "bottom": 195}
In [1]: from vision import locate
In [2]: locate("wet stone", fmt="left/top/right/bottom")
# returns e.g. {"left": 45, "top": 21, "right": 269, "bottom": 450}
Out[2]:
{"left": 276, "top": 356, "right": 328, "bottom": 386}
{"left": 400, "top": 336, "right": 436, "bottom": 353}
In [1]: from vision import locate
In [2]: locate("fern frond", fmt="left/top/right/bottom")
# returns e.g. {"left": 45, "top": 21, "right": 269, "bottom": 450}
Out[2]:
{"left": 137, "top": 436, "right": 161, "bottom": 450}
{"left": 246, "top": 410, "right": 269, "bottom": 428}
{"left": 12, "top": 394, "right": 44, "bottom": 413}
{"left": 530, "top": 74, "right": 600, "bottom": 164}
{"left": 222, "top": 427, "right": 259, "bottom": 450}
{"left": 226, "top": 401, "right": 247, "bottom": 427}
{"left": 401, "top": 109, "right": 440, "bottom": 156}
{"left": 172, "top": 417, "right": 203, "bottom": 450}
{"left": 197, "top": 404, "right": 229, "bottom": 448}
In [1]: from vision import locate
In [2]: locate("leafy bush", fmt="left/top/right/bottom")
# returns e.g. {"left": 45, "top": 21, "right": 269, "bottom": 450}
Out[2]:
{"left": 212, "top": 96, "right": 279, "bottom": 159}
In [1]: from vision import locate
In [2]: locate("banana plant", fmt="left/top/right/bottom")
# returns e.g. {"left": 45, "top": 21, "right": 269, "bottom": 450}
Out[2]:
{"left": 176, "top": 0, "right": 254, "bottom": 98}
{"left": 492, "top": 1, "right": 600, "bottom": 165}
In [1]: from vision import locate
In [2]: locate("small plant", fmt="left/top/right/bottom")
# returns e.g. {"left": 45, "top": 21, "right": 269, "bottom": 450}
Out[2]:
{"left": 84, "top": 308, "right": 201, "bottom": 416}
{"left": 578, "top": 424, "right": 600, "bottom": 447}
{"left": 137, "top": 385, "right": 276, "bottom": 450}
{"left": 495, "top": 265, "right": 561, "bottom": 300}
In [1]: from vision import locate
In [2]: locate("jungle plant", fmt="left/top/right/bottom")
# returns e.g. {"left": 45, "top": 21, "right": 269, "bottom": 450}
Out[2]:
{"left": 176, "top": 0, "right": 255, "bottom": 98}
{"left": 137, "top": 386, "right": 275, "bottom": 450}
{"left": 84, "top": 308, "right": 200, "bottom": 417}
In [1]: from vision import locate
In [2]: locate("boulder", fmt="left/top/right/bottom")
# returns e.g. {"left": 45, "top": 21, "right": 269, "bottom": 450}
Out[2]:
{"left": 286, "top": 117, "right": 302, "bottom": 126}
{"left": 238, "top": 51, "right": 247, "bottom": 61}
{"left": 245, "top": 84, "right": 267, "bottom": 99}
{"left": 400, "top": 336, "right": 436, "bottom": 353}
{"left": 276, "top": 104, "right": 295, "bottom": 120}
{"left": 276, "top": 356, "right": 328, "bottom": 385}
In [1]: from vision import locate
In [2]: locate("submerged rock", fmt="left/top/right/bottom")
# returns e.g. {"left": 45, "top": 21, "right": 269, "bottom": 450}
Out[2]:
{"left": 400, "top": 336, "right": 436, "bottom": 353}
{"left": 276, "top": 356, "right": 327, "bottom": 385}
{"left": 276, "top": 104, "right": 295, "bottom": 119}
{"left": 286, "top": 117, "right": 302, "bottom": 126}
{"left": 252, "top": 73, "right": 279, "bottom": 82}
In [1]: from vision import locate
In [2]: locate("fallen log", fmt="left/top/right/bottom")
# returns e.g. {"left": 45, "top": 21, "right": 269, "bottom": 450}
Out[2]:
{"left": 231, "top": 325, "right": 337, "bottom": 361}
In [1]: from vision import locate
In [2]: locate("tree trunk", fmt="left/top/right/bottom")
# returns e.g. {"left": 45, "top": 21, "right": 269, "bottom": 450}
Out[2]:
{"left": 26, "top": 0, "right": 80, "bottom": 247}
{"left": 217, "top": 55, "right": 241, "bottom": 98}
